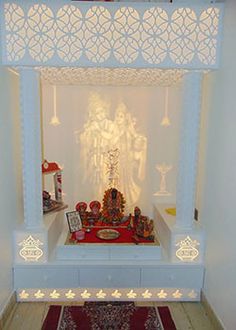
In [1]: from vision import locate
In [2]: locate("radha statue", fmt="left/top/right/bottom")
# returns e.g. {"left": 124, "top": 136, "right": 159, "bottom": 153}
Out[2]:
{"left": 112, "top": 102, "right": 147, "bottom": 210}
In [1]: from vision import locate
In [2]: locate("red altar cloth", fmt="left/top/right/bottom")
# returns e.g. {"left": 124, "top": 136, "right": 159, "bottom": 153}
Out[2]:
{"left": 70, "top": 227, "right": 154, "bottom": 244}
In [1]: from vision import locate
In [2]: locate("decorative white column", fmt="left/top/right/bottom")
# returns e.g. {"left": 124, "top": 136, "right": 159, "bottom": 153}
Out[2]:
{"left": 176, "top": 72, "right": 203, "bottom": 229}
{"left": 20, "top": 68, "right": 43, "bottom": 228}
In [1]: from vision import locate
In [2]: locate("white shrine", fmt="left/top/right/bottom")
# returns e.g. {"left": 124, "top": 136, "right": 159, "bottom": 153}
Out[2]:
{"left": 0, "top": 0, "right": 224, "bottom": 302}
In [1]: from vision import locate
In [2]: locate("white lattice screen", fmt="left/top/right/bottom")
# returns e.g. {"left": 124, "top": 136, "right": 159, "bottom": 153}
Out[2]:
{"left": 0, "top": 1, "right": 223, "bottom": 68}
{"left": 39, "top": 67, "right": 185, "bottom": 86}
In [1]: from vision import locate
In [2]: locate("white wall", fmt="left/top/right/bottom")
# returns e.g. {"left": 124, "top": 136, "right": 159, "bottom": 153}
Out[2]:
{"left": 0, "top": 68, "right": 23, "bottom": 316}
{"left": 42, "top": 84, "right": 182, "bottom": 216}
{"left": 198, "top": 1, "right": 236, "bottom": 329}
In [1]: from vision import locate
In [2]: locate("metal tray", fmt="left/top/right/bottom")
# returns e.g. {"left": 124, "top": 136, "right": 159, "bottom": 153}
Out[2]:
{"left": 96, "top": 229, "right": 120, "bottom": 240}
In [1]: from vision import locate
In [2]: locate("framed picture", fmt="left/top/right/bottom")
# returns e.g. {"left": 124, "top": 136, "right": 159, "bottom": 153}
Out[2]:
{"left": 66, "top": 211, "right": 82, "bottom": 233}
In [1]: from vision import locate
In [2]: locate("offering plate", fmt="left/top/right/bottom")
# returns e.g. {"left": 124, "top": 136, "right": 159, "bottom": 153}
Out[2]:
{"left": 96, "top": 229, "right": 120, "bottom": 240}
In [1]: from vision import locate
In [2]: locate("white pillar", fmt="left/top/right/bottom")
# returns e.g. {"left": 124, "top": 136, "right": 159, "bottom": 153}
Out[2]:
{"left": 176, "top": 71, "right": 203, "bottom": 229}
{"left": 20, "top": 68, "right": 43, "bottom": 228}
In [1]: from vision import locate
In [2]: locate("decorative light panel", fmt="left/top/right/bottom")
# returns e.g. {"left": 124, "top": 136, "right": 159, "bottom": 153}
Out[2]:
{"left": 0, "top": 1, "right": 223, "bottom": 68}
{"left": 17, "top": 287, "right": 200, "bottom": 302}
{"left": 175, "top": 236, "right": 200, "bottom": 262}
{"left": 18, "top": 235, "right": 44, "bottom": 262}
{"left": 39, "top": 67, "right": 184, "bottom": 86}
{"left": 15, "top": 232, "right": 46, "bottom": 263}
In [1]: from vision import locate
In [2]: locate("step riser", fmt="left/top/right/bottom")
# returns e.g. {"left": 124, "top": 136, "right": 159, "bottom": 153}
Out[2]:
{"left": 56, "top": 245, "right": 162, "bottom": 261}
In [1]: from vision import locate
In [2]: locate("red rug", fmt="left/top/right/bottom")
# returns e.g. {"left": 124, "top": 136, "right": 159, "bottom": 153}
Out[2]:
{"left": 42, "top": 302, "right": 176, "bottom": 330}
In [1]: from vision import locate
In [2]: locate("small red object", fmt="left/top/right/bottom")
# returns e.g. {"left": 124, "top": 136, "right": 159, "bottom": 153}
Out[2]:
{"left": 42, "top": 159, "right": 61, "bottom": 174}
{"left": 89, "top": 201, "right": 101, "bottom": 213}
{"left": 76, "top": 202, "right": 87, "bottom": 212}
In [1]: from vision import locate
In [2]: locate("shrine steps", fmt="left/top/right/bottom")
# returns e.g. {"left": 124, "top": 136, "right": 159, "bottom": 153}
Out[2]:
{"left": 13, "top": 224, "right": 204, "bottom": 302}
{"left": 13, "top": 210, "right": 204, "bottom": 302}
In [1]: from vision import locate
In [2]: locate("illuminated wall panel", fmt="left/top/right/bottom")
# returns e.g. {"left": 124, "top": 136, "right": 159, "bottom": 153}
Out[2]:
{"left": 0, "top": 1, "right": 223, "bottom": 68}
{"left": 173, "top": 234, "right": 205, "bottom": 264}
{"left": 14, "top": 231, "right": 47, "bottom": 264}
{"left": 17, "top": 287, "right": 200, "bottom": 302}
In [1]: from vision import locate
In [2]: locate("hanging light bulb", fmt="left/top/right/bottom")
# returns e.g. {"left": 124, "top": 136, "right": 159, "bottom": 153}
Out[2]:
{"left": 161, "top": 87, "right": 171, "bottom": 127}
{"left": 50, "top": 85, "right": 61, "bottom": 126}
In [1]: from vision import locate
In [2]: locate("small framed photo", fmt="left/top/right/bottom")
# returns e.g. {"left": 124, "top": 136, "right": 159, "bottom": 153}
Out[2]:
{"left": 66, "top": 211, "right": 82, "bottom": 233}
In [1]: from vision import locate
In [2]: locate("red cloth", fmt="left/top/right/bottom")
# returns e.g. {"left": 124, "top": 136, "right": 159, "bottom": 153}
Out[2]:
{"left": 70, "top": 227, "right": 154, "bottom": 244}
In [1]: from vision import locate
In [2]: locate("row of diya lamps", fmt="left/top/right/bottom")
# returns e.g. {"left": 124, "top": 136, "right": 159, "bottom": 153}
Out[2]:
{"left": 75, "top": 188, "right": 154, "bottom": 241}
